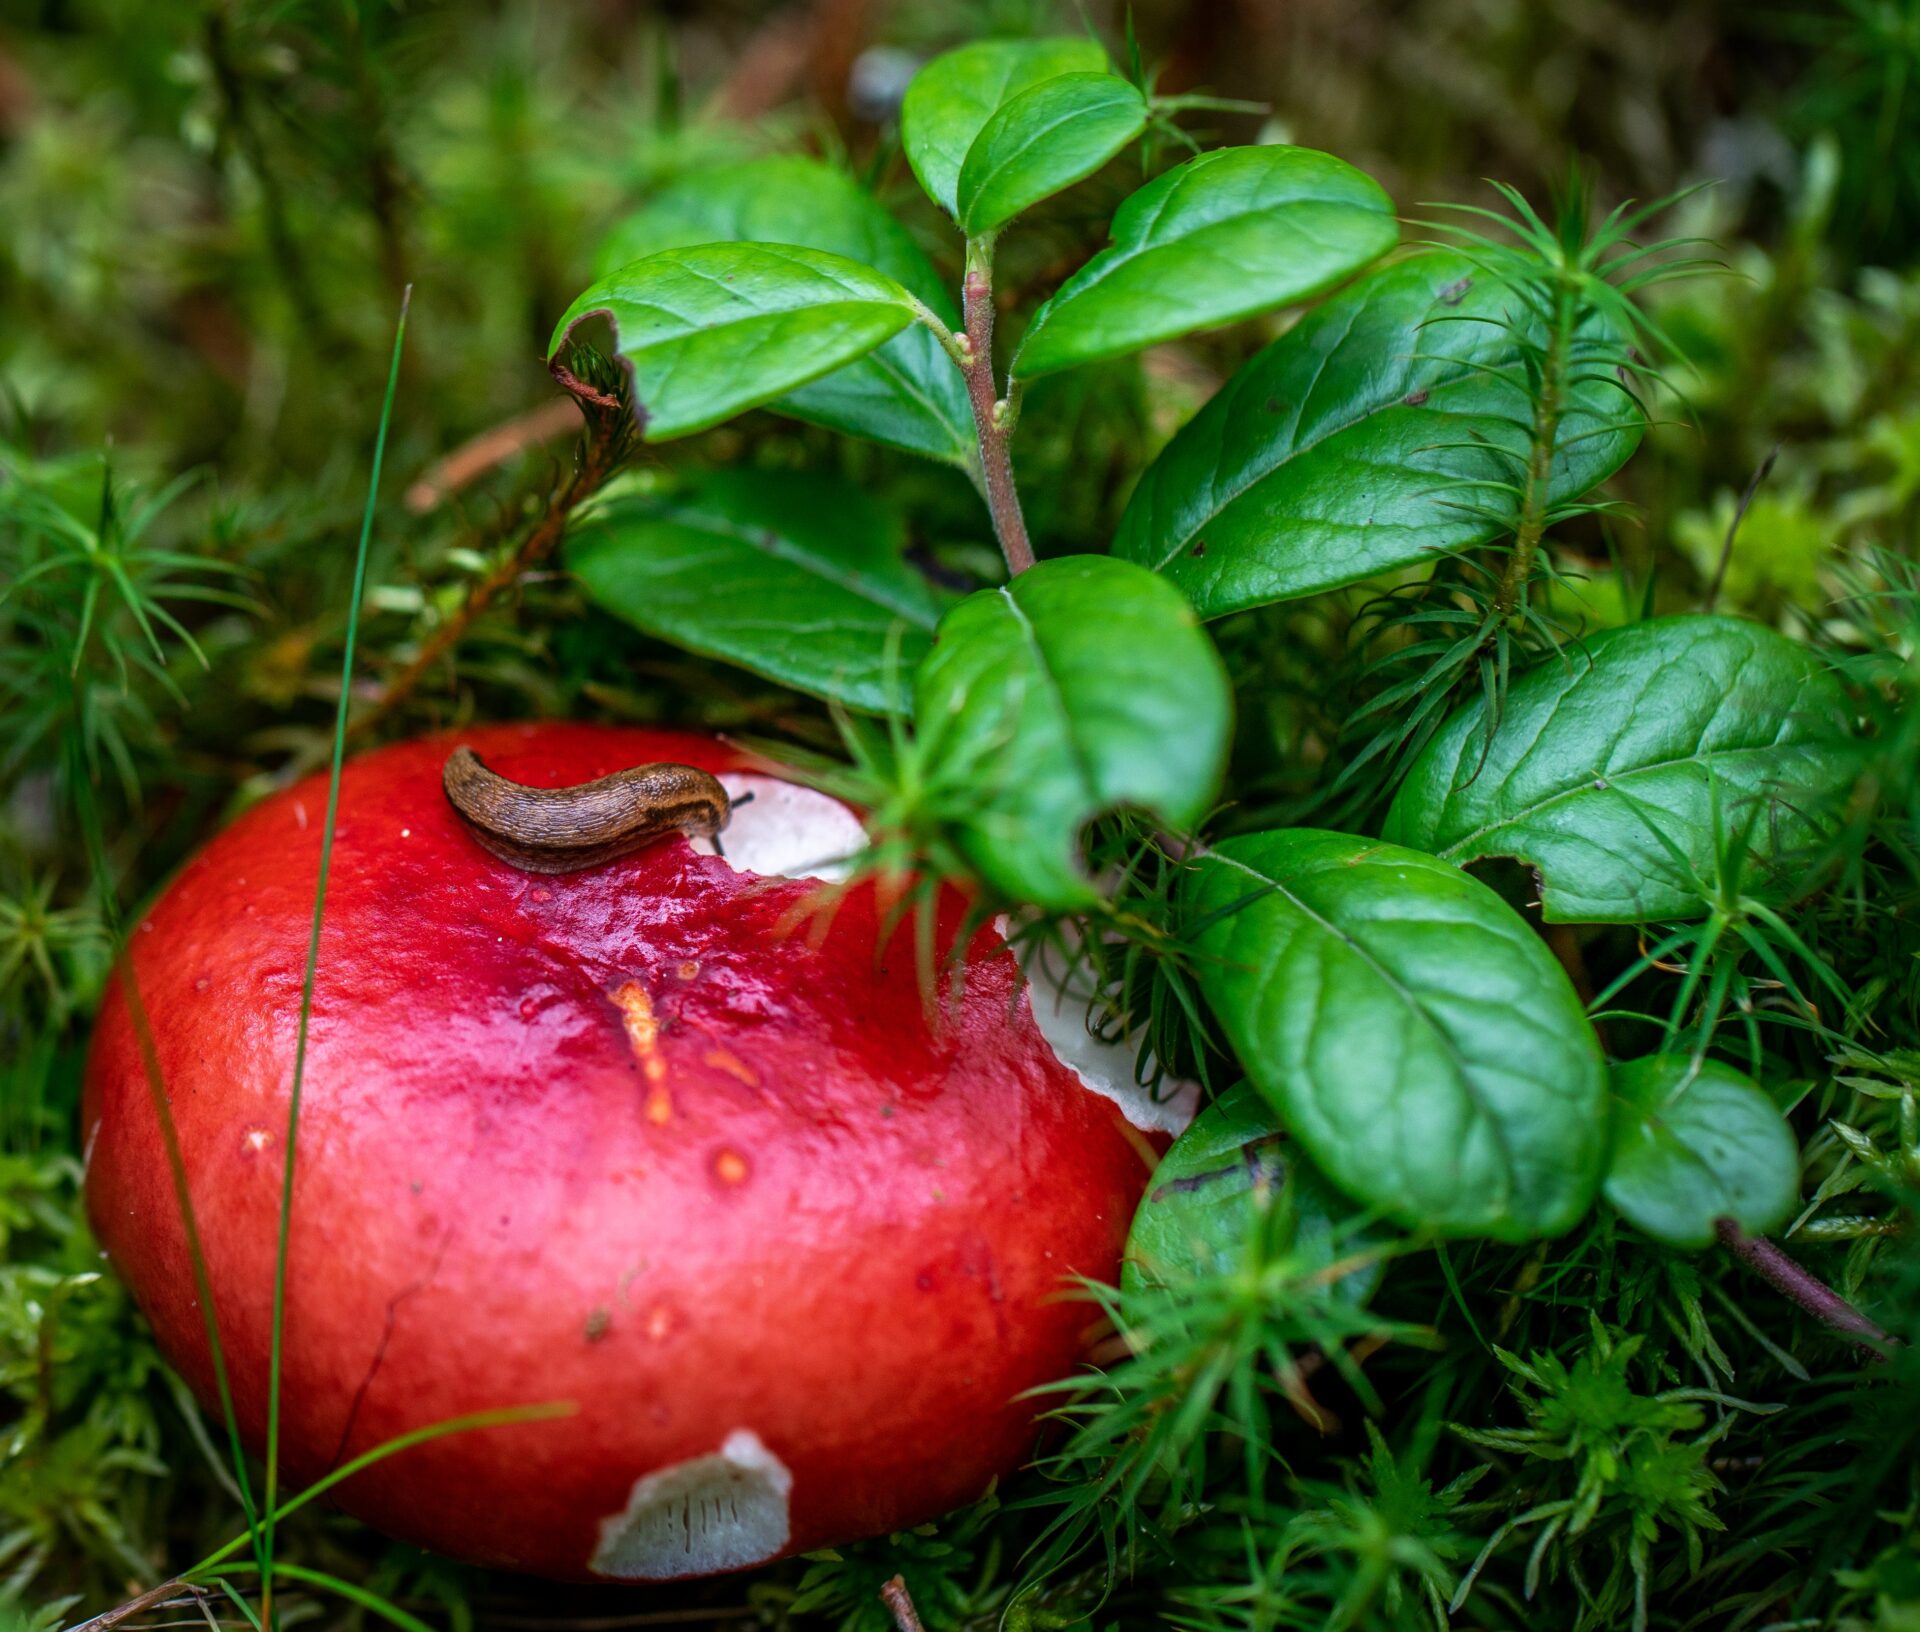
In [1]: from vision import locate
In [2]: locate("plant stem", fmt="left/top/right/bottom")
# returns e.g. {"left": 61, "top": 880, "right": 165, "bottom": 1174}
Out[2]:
{"left": 352, "top": 385, "right": 627, "bottom": 738}
{"left": 262, "top": 287, "right": 409, "bottom": 1632}
{"left": 960, "top": 237, "right": 1035, "bottom": 577}
{"left": 1494, "top": 266, "right": 1580, "bottom": 620}
{"left": 880, "top": 1576, "right": 927, "bottom": 1632}
{"left": 68, "top": 1580, "right": 211, "bottom": 1632}
{"left": 1716, "top": 1218, "right": 1897, "bottom": 1359}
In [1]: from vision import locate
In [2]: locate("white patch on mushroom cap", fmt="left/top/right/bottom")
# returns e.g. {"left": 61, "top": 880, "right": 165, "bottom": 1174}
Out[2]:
{"left": 690, "top": 776, "right": 864, "bottom": 884}
{"left": 1004, "top": 914, "right": 1200, "bottom": 1137}
{"left": 589, "top": 1429, "right": 794, "bottom": 1581}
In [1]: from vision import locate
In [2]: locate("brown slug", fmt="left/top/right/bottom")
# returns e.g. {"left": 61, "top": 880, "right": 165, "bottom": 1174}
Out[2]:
{"left": 442, "top": 745, "right": 731, "bottom": 874}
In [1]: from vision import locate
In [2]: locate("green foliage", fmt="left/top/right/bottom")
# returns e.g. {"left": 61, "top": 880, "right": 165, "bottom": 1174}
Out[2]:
{"left": 1112, "top": 248, "right": 1640, "bottom": 619}
{"left": 1121, "top": 1081, "right": 1383, "bottom": 1306}
{"left": 914, "top": 556, "right": 1230, "bottom": 909}
{"left": 1383, "top": 615, "right": 1857, "bottom": 922}
{"left": 1183, "top": 830, "right": 1607, "bottom": 1240}
{"left": 551, "top": 244, "right": 923, "bottom": 441}
{"left": 1450, "top": 1319, "right": 1768, "bottom": 1631}
{"left": 768, "top": 1504, "right": 1007, "bottom": 1632}
{"left": 899, "top": 37, "right": 1111, "bottom": 219}
{"left": 1602, "top": 1055, "right": 1800, "bottom": 1249}
{"left": 0, "top": 861, "right": 108, "bottom": 1038}
{"left": 1015, "top": 146, "right": 1399, "bottom": 379}
{"left": 955, "top": 72, "right": 1148, "bottom": 235}
{"left": 569, "top": 470, "right": 946, "bottom": 713}
{"left": 0, "top": 443, "right": 250, "bottom": 801}
{"left": 1021, "top": 1185, "right": 1411, "bottom": 1590}
{"left": 0, "top": 1154, "right": 170, "bottom": 1594}
{"left": 1168, "top": 1429, "right": 1486, "bottom": 1632}
{"left": 7, "top": 4, "right": 1920, "bottom": 1630}
{"left": 593, "top": 157, "right": 973, "bottom": 463}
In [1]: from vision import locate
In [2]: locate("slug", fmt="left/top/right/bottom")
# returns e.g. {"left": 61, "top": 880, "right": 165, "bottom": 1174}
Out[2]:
{"left": 442, "top": 745, "right": 731, "bottom": 874}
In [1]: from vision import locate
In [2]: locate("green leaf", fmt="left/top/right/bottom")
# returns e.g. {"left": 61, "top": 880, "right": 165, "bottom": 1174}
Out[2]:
{"left": 593, "top": 157, "right": 972, "bottom": 463}
{"left": 568, "top": 470, "right": 945, "bottom": 713}
{"left": 1015, "top": 145, "right": 1399, "bottom": 378}
{"left": 550, "top": 244, "right": 920, "bottom": 442}
{"left": 1123, "top": 1080, "right": 1384, "bottom": 1305}
{"left": 915, "top": 555, "right": 1230, "bottom": 909}
{"left": 954, "top": 73, "right": 1148, "bottom": 235}
{"left": 1382, "top": 616, "right": 1855, "bottom": 923}
{"left": 1184, "top": 830, "right": 1606, "bottom": 1241}
{"left": 1604, "top": 1055, "right": 1799, "bottom": 1250}
{"left": 900, "top": 36, "right": 1109, "bottom": 218}
{"left": 1113, "top": 251, "right": 1640, "bottom": 619}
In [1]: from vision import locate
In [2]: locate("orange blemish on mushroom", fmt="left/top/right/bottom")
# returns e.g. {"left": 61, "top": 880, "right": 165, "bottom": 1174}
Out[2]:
{"left": 702, "top": 1047, "right": 760, "bottom": 1089}
{"left": 611, "top": 982, "right": 673, "bottom": 1122}
{"left": 712, "top": 1148, "right": 750, "bottom": 1186}
{"left": 676, "top": 960, "right": 700, "bottom": 981}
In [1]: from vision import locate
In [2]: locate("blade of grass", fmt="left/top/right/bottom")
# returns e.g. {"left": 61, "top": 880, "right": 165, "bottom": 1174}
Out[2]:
{"left": 186, "top": 1402, "right": 576, "bottom": 1578}
{"left": 261, "top": 285, "right": 411, "bottom": 1630}
{"left": 72, "top": 1403, "right": 574, "bottom": 1632}
{"left": 205, "top": 1564, "right": 438, "bottom": 1632}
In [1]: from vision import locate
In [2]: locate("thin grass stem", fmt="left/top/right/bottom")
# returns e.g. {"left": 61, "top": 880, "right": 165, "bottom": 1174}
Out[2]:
{"left": 260, "top": 284, "right": 411, "bottom": 1630}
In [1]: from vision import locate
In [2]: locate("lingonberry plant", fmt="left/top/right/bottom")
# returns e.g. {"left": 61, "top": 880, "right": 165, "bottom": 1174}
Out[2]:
{"left": 548, "top": 35, "right": 1845, "bottom": 1252}
{"left": 534, "top": 35, "right": 1879, "bottom": 1626}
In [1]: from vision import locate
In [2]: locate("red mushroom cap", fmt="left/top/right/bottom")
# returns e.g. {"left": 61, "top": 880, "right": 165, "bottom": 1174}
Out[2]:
{"left": 83, "top": 723, "right": 1157, "bottom": 1581}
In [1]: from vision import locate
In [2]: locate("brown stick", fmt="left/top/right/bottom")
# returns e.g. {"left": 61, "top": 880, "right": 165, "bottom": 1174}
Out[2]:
{"left": 1716, "top": 1218, "right": 1897, "bottom": 1359}
{"left": 68, "top": 1580, "right": 209, "bottom": 1632}
{"left": 880, "top": 1576, "right": 927, "bottom": 1632}
{"left": 404, "top": 398, "right": 583, "bottom": 514}
{"left": 960, "top": 243, "right": 1034, "bottom": 576}
{"left": 351, "top": 393, "right": 627, "bottom": 739}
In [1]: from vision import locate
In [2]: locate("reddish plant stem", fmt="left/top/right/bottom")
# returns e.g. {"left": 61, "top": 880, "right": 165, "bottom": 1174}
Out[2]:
{"left": 70, "top": 1579, "right": 208, "bottom": 1632}
{"left": 960, "top": 245, "right": 1034, "bottom": 576}
{"left": 880, "top": 1576, "right": 927, "bottom": 1632}
{"left": 1716, "top": 1217, "right": 1897, "bottom": 1359}
{"left": 351, "top": 390, "right": 626, "bottom": 739}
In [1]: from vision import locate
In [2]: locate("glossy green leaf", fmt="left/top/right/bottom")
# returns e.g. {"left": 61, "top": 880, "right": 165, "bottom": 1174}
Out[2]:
{"left": 1184, "top": 830, "right": 1606, "bottom": 1241}
{"left": 1016, "top": 145, "right": 1399, "bottom": 378}
{"left": 550, "top": 244, "right": 919, "bottom": 441}
{"left": 568, "top": 471, "right": 945, "bottom": 712}
{"left": 915, "top": 555, "right": 1230, "bottom": 910}
{"left": 1604, "top": 1055, "right": 1799, "bottom": 1249}
{"left": 1114, "top": 251, "right": 1640, "bottom": 618}
{"left": 1123, "top": 1080, "right": 1384, "bottom": 1305}
{"left": 592, "top": 157, "right": 972, "bottom": 463}
{"left": 1382, "top": 617, "right": 1855, "bottom": 923}
{"left": 954, "top": 73, "right": 1148, "bottom": 235}
{"left": 900, "top": 36, "right": 1109, "bottom": 218}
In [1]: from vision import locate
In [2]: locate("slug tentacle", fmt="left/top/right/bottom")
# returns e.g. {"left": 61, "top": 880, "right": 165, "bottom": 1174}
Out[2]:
{"left": 443, "top": 745, "right": 731, "bottom": 874}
